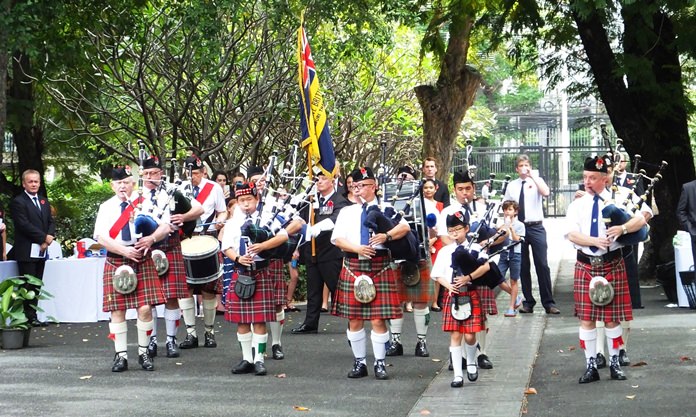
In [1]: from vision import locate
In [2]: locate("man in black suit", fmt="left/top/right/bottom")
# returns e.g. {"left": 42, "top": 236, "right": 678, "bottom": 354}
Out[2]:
{"left": 422, "top": 157, "right": 450, "bottom": 208}
{"left": 10, "top": 169, "right": 56, "bottom": 326}
{"left": 678, "top": 179, "right": 696, "bottom": 268}
{"left": 292, "top": 172, "right": 350, "bottom": 334}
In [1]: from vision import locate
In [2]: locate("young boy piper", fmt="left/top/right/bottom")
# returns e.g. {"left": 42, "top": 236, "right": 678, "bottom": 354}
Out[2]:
{"left": 431, "top": 211, "right": 490, "bottom": 387}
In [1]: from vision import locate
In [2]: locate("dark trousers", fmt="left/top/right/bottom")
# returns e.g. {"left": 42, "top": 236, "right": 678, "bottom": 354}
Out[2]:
{"left": 302, "top": 258, "right": 342, "bottom": 328}
{"left": 17, "top": 260, "right": 46, "bottom": 321}
{"left": 624, "top": 245, "right": 642, "bottom": 308}
{"left": 520, "top": 224, "right": 556, "bottom": 309}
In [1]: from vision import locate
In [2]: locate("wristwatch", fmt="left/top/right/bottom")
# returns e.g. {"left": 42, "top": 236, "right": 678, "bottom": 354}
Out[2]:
{"left": 385, "top": 232, "right": 392, "bottom": 242}
{"left": 621, "top": 225, "right": 628, "bottom": 235}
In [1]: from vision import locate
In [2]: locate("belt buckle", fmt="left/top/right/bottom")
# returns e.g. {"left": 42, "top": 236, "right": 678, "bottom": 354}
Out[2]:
{"left": 590, "top": 256, "right": 603, "bottom": 267}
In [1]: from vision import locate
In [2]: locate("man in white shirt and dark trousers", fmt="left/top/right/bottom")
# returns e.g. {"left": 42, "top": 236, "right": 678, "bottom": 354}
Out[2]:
{"left": 504, "top": 154, "right": 560, "bottom": 314}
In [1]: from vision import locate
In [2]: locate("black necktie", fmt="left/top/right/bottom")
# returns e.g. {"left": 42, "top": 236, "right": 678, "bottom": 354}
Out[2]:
{"left": 120, "top": 202, "right": 131, "bottom": 241}
{"left": 319, "top": 196, "right": 325, "bottom": 207}
{"left": 462, "top": 203, "right": 471, "bottom": 216}
{"left": 518, "top": 180, "right": 526, "bottom": 222}
{"left": 193, "top": 186, "right": 200, "bottom": 198}
{"left": 33, "top": 196, "right": 41, "bottom": 212}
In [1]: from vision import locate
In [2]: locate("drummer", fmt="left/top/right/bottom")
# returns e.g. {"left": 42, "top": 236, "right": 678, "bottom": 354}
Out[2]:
{"left": 139, "top": 156, "right": 203, "bottom": 359}
{"left": 385, "top": 166, "right": 435, "bottom": 359}
{"left": 221, "top": 181, "right": 304, "bottom": 376}
{"left": 94, "top": 166, "right": 167, "bottom": 372}
{"left": 178, "top": 154, "right": 227, "bottom": 350}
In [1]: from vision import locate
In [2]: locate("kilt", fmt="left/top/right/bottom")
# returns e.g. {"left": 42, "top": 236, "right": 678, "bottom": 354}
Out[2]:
{"left": 154, "top": 233, "right": 188, "bottom": 299}
{"left": 331, "top": 256, "right": 403, "bottom": 321}
{"left": 268, "top": 259, "right": 287, "bottom": 307}
{"left": 224, "top": 267, "right": 276, "bottom": 324}
{"left": 574, "top": 258, "right": 633, "bottom": 322}
{"left": 187, "top": 251, "right": 224, "bottom": 295}
{"left": 397, "top": 260, "right": 435, "bottom": 304}
{"left": 477, "top": 286, "right": 498, "bottom": 316}
{"left": 102, "top": 255, "right": 166, "bottom": 312}
{"left": 441, "top": 288, "right": 484, "bottom": 334}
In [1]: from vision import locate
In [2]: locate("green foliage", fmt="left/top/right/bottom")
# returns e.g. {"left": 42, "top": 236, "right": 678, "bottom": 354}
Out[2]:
{"left": 0, "top": 274, "right": 52, "bottom": 329}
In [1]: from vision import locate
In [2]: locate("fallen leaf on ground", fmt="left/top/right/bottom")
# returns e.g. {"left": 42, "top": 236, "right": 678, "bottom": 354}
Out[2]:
{"left": 567, "top": 346, "right": 576, "bottom": 351}
{"left": 631, "top": 361, "right": 648, "bottom": 367}
{"left": 632, "top": 385, "right": 639, "bottom": 388}
{"left": 557, "top": 349, "right": 564, "bottom": 353}
{"left": 551, "top": 369, "right": 559, "bottom": 376}
{"left": 79, "top": 375, "right": 92, "bottom": 380}
{"left": 419, "top": 410, "right": 431, "bottom": 415}
{"left": 626, "top": 395, "right": 636, "bottom": 400}
{"left": 276, "top": 373, "right": 287, "bottom": 378}
{"left": 175, "top": 362, "right": 183, "bottom": 366}
{"left": 293, "top": 406, "right": 310, "bottom": 411}
{"left": 679, "top": 356, "right": 692, "bottom": 362}
{"left": 525, "top": 387, "right": 537, "bottom": 395}
{"left": 431, "top": 358, "right": 442, "bottom": 362}
{"left": 82, "top": 339, "right": 89, "bottom": 342}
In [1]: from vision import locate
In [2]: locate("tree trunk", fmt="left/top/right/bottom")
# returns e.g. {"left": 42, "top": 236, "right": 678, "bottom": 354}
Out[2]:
{"left": 415, "top": 16, "right": 481, "bottom": 184}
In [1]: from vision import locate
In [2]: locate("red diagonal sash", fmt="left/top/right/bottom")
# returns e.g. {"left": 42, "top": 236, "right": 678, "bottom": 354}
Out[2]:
{"left": 109, "top": 196, "right": 144, "bottom": 239}
{"left": 195, "top": 182, "right": 215, "bottom": 204}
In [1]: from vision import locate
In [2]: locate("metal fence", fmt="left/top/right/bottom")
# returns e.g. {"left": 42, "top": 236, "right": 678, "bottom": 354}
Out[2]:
{"left": 452, "top": 145, "right": 608, "bottom": 217}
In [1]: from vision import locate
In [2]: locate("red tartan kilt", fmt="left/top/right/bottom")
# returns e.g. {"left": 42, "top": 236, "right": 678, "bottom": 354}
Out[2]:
{"left": 477, "top": 286, "right": 498, "bottom": 315}
{"left": 397, "top": 260, "right": 435, "bottom": 303}
{"left": 331, "top": 256, "right": 403, "bottom": 321}
{"left": 186, "top": 251, "right": 224, "bottom": 295}
{"left": 224, "top": 267, "right": 276, "bottom": 324}
{"left": 102, "top": 256, "right": 166, "bottom": 312}
{"left": 268, "top": 259, "right": 287, "bottom": 306}
{"left": 154, "top": 233, "right": 189, "bottom": 299}
{"left": 574, "top": 258, "right": 633, "bottom": 322}
{"left": 441, "top": 289, "right": 484, "bottom": 334}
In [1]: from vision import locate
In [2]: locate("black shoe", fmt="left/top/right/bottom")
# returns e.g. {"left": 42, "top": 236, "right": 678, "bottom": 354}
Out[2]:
{"left": 138, "top": 352, "right": 154, "bottom": 371}
{"left": 179, "top": 333, "right": 199, "bottom": 349}
{"left": 320, "top": 307, "right": 329, "bottom": 313}
{"left": 518, "top": 305, "right": 534, "bottom": 314}
{"left": 31, "top": 319, "right": 49, "bottom": 327}
{"left": 386, "top": 341, "right": 403, "bottom": 357}
{"left": 374, "top": 360, "right": 389, "bottom": 380}
{"left": 231, "top": 360, "right": 255, "bottom": 374}
{"left": 111, "top": 354, "right": 128, "bottom": 372}
{"left": 610, "top": 363, "right": 627, "bottom": 380}
{"left": 619, "top": 349, "right": 630, "bottom": 366}
{"left": 166, "top": 339, "right": 180, "bottom": 358}
{"left": 596, "top": 352, "right": 607, "bottom": 369}
{"left": 450, "top": 377, "right": 464, "bottom": 388}
{"left": 579, "top": 364, "right": 600, "bottom": 384}
{"left": 291, "top": 324, "right": 318, "bottom": 334}
{"left": 466, "top": 364, "right": 478, "bottom": 382}
{"left": 545, "top": 306, "right": 561, "bottom": 315}
{"left": 477, "top": 354, "right": 493, "bottom": 369}
{"left": 204, "top": 331, "right": 217, "bottom": 348}
{"left": 272, "top": 344, "right": 284, "bottom": 360}
{"left": 147, "top": 336, "right": 158, "bottom": 358}
{"left": 347, "top": 361, "right": 368, "bottom": 378}
{"left": 254, "top": 361, "right": 267, "bottom": 376}
{"left": 415, "top": 339, "right": 429, "bottom": 357}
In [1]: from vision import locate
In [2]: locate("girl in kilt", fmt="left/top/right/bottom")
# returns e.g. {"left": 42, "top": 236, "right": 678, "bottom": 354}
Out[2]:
{"left": 431, "top": 212, "right": 490, "bottom": 388}
{"left": 95, "top": 167, "right": 168, "bottom": 372}
{"left": 564, "top": 156, "right": 647, "bottom": 384}
{"left": 331, "top": 167, "right": 411, "bottom": 380}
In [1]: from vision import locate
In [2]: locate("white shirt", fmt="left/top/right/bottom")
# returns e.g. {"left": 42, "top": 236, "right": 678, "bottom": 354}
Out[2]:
{"left": 430, "top": 241, "right": 485, "bottom": 282}
{"left": 93, "top": 194, "right": 138, "bottom": 245}
{"left": 220, "top": 209, "right": 288, "bottom": 261}
{"left": 181, "top": 178, "right": 226, "bottom": 230}
{"left": 504, "top": 177, "right": 547, "bottom": 222}
{"left": 331, "top": 198, "right": 406, "bottom": 248}
{"left": 436, "top": 198, "right": 486, "bottom": 237}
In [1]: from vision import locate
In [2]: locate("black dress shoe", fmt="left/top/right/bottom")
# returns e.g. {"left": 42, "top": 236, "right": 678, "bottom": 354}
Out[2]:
{"left": 179, "top": 333, "right": 199, "bottom": 349}
{"left": 477, "top": 354, "right": 493, "bottom": 369}
{"left": 347, "top": 360, "right": 368, "bottom": 378}
{"left": 619, "top": 349, "right": 630, "bottom": 366}
{"left": 578, "top": 365, "right": 600, "bottom": 383}
{"left": 610, "top": 363, "right": 627, "bottom": 380}
{"left": 231, "top": 360, "right": 255, "bottom": 374}
{"left": 518, "top": 305, "right": 534, "bottom": 314}
{"left": 466, "top": 364, "right": 478, "bottom": 382}
{"left": 147, "top": 336, "right": 158, "bottom": 358}
{"left": 31, "top": 319, "right": 49, "bottom": 327}
{"left": 374, "top": 360, "right": 389, "bottom": 380}
{"left": 415, "top": 339, "right": 429, "bottom": 357}
{"left": 386, "top": 341, "right": 403, "bottom": 357}
{"left": 291, "top": 324, "right": 318, "bottom": 334}
{"left": 111, "top": 354, "right": 128, "bottom": 372}
{"left": 138, "top": 352, "right": 154, "bottom": 371}
{"left": 204, "top": 331, "right": 217, "bottom": 348}
{"left": 166, "top": 339, "right": 180, "bottom": 358}
{"left": 272, "top": 344, "right": 284, "bottom": 360}
{"left": 450, "top": 377, "right": 464, "bottom": 388}
{"left": 254, "top": 361, "right": 267, "bottom": 376}
{"left": 596, "top": 352, "right": 607, "bottom": 369}
{"left": 545, "top": 306, "right": 561, "bottom": 315}
{"left": 320, "top": 308, "right": 329, "bottom": 313}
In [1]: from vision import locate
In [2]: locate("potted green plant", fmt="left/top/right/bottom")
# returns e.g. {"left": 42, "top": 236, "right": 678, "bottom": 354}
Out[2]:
{"left": 0, "top": 274, "right": 53, "bottom": 349}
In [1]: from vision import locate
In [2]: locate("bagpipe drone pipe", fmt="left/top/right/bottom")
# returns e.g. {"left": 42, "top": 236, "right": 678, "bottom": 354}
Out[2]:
{"left": 240, "top": 221, "right": 301, "bottom": 263}
{"left": 363, "top": 205, "right": 419, "bottom": 261}
{"left": 450, "top": 229, "right": 508, "bottom": 289}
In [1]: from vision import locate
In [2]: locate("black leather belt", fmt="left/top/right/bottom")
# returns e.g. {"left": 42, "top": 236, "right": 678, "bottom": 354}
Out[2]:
{"left": 345, "top": 249, "right": 390, "bottom": 259}
{"left": 240, "top": 259, "right": 269, "bottom": 271}
{"left": 524, "top": 221, "right": 543, "bottom": 226}
{"left": 577, "top": 249, "right": 623, "bottom": 266}
{"left": 107, "top": 251, "right": 124, "bottom": 258}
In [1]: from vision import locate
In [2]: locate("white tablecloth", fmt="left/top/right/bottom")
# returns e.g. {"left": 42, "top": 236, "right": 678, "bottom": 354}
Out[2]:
{"left": 0, "top": 260, "right": 19, "bottom": 282}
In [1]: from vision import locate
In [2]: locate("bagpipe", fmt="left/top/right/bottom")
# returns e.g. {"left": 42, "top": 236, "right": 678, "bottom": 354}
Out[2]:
{"left": 450, "top": 232, "right": 507, "bottom": 290}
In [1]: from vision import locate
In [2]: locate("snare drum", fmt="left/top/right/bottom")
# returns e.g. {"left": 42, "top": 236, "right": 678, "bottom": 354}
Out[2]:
{"left": 180, "top": 235, "right": 222, "bottom": 284}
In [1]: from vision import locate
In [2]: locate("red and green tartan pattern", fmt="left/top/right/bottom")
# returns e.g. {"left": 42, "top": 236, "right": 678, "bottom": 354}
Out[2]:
{"left": 268, "top": 259, "right": 287, "bottom": 306}
{"left": 573, "top": 258, "right": 633, "bottom": 322}
{"left": 441, "top": 288, "right": 484, "bottom": 334}
{"left": 155, "top": 233, "right": 189, "bottom": 299}
{"left": 224, "top": 267, "right": 276, "bottom": 324}
{"left": 396, "top": 260, "right": 435, "bottom": 304}
{"left": 331, "top": 256, "right": 403, "bottom": 321}
{"left": 477, "top": 286, "right": 498, "bottom": 315}
{"left": 102, "top": 256, "right": 166, "bottom": 312}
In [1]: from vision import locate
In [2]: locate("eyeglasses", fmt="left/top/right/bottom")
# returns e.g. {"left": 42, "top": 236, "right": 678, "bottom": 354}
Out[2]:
{"left": 141, "top": 170, "right": 162, "bottom": 177}
{"left": 447, "top": 226, "right": 466, "bottom": 235}
{"left": 351, "top": 182, "right": 375, "bottom": 190}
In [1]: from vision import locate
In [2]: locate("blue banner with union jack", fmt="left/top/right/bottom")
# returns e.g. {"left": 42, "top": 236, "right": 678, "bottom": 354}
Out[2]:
{"left": 298, "top": 24, "right": 337, "bottom": 177}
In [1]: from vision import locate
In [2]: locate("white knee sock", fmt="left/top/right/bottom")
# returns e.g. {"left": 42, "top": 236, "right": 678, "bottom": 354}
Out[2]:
{"left": 202, "top": 298, "right": 217, "bottom": 333}
{"left": 252, "top": 332, "right": 268, "bottom": 363}
{"left": 595, "top": 321, "right": 606, "bottom": 356}
{"left": 237, "top": 332, "right": 253, "bottom": 362}
{"left": 270, "top": 311, "right": 284, "bottom": 346}
{"left": 179, "top": 297, "right": 197, "bottom": 337}
{"left": 450, "top": 345, "right": 464, "bottom": 380}
{"left": 371, "top": 330, "right": 390, "bottom": 361}
{"left": 150, "top": 308, "right": 158, "bottom": 339}
{"left": 109, "top": 321, "right": 128, "bottom": 358}
{"left": 620, "top": 320, "right": 631, "bottom": 350}
{"left": 164, "top": 308, "right": 181, "bottom": 341}
{"left": 465, "top": 342, "right": 478, "bottom": 372}
{"left": 605, "top": 325, "right": 623, "bottom": 358}
{"left": 389, "top": 318, "right": 403, "bottom": 343}
{"left": 413, "top": 307, "right": 429, "bottom": 340}
{"left": 477, "top": 329, "right": 488, "bottom": 355}
{"left": 136, "top": 318, "right": 154, "bottom": 355}
{"left": 346, "top": 328, "right": 367, "bottom": 364}
{"left": 579, "top": 327, "right": 598, "bottom": 367}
